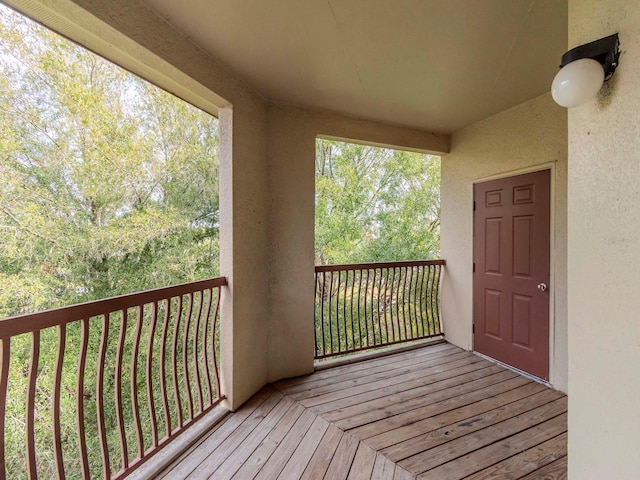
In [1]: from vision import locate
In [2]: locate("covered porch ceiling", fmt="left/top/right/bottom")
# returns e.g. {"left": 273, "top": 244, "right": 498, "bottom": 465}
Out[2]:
{"left": 141, "top": 0, "right": 567, "bottom": 133}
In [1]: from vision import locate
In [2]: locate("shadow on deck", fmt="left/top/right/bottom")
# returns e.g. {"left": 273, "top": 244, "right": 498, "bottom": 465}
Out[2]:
{"left": 158, "top": 342, "right": 568, "bottom": 479}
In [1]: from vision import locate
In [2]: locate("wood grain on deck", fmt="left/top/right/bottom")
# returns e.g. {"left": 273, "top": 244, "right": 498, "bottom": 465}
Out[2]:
{"left": 160, "top": 343, "right": 567, "bottom": 479}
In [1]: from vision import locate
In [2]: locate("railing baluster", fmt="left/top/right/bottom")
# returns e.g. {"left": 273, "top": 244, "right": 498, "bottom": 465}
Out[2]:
{"left": 401, "top": 265, "right": 409, "bottom": 340}
{"left": 379, "top": 267, "right": 386, "bottom": 343}
{"left": 379, "top": 268, "right": 386, "bottom": 344}
{"left": 411, "top": 267, "right": 420, "bottom": 338}
{"left": 77, "top": 319, "right": 90, "bottom": 479}
{"left": 410, "top": 266, "right": 416, "bottom": 338}
{"left": 131, "top": 306, "right": 144, "bottom": 460}
{"left": 367, "top": 268, "right": 378, "bottom": 345}
{"left": 202, "top": 289, "right": 214, "bottom": 406}
{"left": 328, "top": 272, "right": 334, "bottom": 354}
{"left": 343, "top": 270, "right": 349, "bottom": 351}
{"left": 355, "top": 270, "right": 362, "bottom": 349}
{"left": 428, "top": 265, "right": 435, "bottom": 334}
{"left": 408, "top": 265, "right": 417, "bottom": 339}
{"left": 96, "top": 314, "right": 112, "bottom": 479}
{"left": 210, "top": 286, "right": 223, "bottom": 400}
{"left": 394, "top": 267, "right": 402, "bottom": 341}
{"left": 52, "top": 325, "right": 66, "bottom": 480}
{"left": 388, "top": 266, "right": 397, "bottom": 342}
{"left": 317, "top": 272, "right": 324, "bottom": 357}
{"left": 362, "top": 270, "right": 368, "bottom": 347}
{"left": 193, "top": 291, "right": 205, "bottom": 413}
{"left": 383, "top": 267, "right": 391, "bottom": 343}
{"left": 368, "top": 269, "right": 372, "bottom": 346}
{"left": 376, "top": 268, "right": 383, "bottom": 344}
{"left": 160, "top": 299, "right": 172, "bottom": 438}
{"left": 424, "top": 262, "right": 435, "bottom": 333}
{"left": 115, "top": 310, "right": 129, "bottom": 471}
{"left": 0, "top": 338, "right": 10, "bottom": 479}
{"left": 391, "top": 267, "right": 397, "bottom": 342}
{"left": 424, "top": 265, "right": 437, "bottom": 335}
{"left": 349, "top": 270, "right": 356, "bottom": 350}
{"left": 434, "top": 264, "right": 443, "bottom": 334}
{"left": 182, "top": 293, "right": 195, "bottom": 420}
{"left": 415, "top": 266, "right": 422, "bottom": 336}
{"left": 172, "top": 296, "right": 184, "bottom": 428}
{"left": 418, "top": 265, "right": 428, "bottom": 337}
{"left": 26, "top": 330, "right": 40, "bottom": 480}
{"left": 399, "top": 267, "right": 404, "bottom": 340}
{"left": 335, "top": 270, "right": 342, "bottom": 353}
{"left": 412, "top": 266, "right": 420, "bottom": 338}
{"left": 345, "top": 271, "right": 350, "bottom": 352}
{"left": 146, "top": 302, "right": 159, "bottom": 447}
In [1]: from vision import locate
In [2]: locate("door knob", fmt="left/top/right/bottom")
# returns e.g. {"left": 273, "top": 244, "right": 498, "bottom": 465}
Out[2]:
{"left": 538, "top": 283, "right": 548, "bottom": 292}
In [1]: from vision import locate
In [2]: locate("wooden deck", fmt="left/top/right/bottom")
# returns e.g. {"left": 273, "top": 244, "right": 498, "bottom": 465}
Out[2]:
{"left": 159, "top": 342, "right": 567, "bottom": 479}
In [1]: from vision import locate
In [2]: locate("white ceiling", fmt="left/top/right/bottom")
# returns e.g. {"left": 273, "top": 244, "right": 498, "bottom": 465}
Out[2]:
{"left": 142, "top": 0, "right": 567, "bottom": 134}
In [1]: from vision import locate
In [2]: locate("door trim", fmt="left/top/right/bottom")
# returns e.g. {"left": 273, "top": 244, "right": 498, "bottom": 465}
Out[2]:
{"left": 471, "top": 162, "right": 557, "bottom": 385}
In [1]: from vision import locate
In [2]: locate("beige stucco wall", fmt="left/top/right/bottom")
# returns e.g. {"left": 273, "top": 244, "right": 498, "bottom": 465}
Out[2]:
{"left": 568, "top": 1, "right": 640, "bottom": 477}
{"left": 441, "top": 93, "right": 568, "bottom": 393}
{"left": 266, "top": 106, "right": 317, "bottom": 382}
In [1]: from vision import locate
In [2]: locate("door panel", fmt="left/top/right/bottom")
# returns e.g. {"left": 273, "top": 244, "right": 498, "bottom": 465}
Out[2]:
{"left": 473, "top": 170, "right": 550, "bottom": 380}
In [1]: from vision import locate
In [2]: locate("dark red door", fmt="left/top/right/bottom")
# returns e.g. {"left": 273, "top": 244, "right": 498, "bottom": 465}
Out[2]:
{"left": 473, "top": 170, "right": 550, "bottom": 380}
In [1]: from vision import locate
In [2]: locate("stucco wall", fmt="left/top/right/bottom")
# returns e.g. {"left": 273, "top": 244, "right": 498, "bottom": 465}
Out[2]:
{"left": 568, "top": 1, "right": 640, "bottom": 477}
{"left": 441, "top": 93, "right": 568, "bottom": 392}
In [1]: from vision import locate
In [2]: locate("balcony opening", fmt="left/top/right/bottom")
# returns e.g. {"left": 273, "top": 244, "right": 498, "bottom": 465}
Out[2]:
{"left": 314, "top": 138, "right": 444, "bottom": 361}
{"left": 0, "top": 5, "right": 220, "bottom": 317}
{"left": 0, "top": 5, "right": 223, "bottom": 478}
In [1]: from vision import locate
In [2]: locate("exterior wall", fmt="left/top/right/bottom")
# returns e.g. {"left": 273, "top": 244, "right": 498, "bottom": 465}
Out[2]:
{"left": 441, "top": 94, "right": 568, "bottom": 392}
{"left": 568, "top": 1, "right": 640, "bottom": 477}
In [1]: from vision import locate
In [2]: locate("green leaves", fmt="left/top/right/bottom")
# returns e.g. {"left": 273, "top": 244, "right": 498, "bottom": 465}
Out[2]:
{"left": 0, "top": 5, "right": 220, "bottom": 317}
{"left": 315, "top": 140, "right": 440, "bottom": 265}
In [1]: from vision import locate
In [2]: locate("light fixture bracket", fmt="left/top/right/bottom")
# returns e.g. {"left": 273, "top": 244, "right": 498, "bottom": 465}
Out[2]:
{"left": 560, "top": 33, "right": 620, "bottom": 80}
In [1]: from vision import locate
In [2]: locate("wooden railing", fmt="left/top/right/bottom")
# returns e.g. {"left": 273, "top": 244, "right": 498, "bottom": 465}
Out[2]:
{"left": 0, "top": 277, "right": 226, "bottom": 479}
{"left": 314, "top": 260, "right": 445, "bottom": 359}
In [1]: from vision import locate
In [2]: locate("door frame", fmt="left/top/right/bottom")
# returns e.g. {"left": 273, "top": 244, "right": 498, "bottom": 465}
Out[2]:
{"left": 471, "top": 162, "right": 557, "bottom": 385}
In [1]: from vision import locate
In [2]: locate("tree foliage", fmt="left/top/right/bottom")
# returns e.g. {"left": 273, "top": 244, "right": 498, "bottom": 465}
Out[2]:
{"left": 315, "top": 139, "right": 440, "bottom": 265}
{"left": 0, "top": 6, "right": 221, "bottom": 478}
{"left": 0, "top": 5, "right": 220, "bottom": 319}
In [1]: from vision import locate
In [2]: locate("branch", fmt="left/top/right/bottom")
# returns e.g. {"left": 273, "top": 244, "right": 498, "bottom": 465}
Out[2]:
{"left": 1, "top": 207, "right": 58, "bottom": 245}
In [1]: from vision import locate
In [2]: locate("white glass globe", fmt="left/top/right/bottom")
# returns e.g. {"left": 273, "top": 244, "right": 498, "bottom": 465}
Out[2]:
{"left": 551, "top": 58, "right": 605, "bottom": 107}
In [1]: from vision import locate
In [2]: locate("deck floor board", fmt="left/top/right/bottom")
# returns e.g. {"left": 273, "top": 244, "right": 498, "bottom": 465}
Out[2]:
{"left": 161, "top": 342, "right": 568, "bottom": 479}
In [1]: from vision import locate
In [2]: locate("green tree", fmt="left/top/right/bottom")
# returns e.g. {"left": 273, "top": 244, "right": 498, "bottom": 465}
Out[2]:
{"left": 0, "top": 5, "right": 220, "bottom": 318}
{"left": 0, "top": 7, "right": 222, "bottom": 478}
{"left": 315, "top": 139, "right": 440, "bottom": 264}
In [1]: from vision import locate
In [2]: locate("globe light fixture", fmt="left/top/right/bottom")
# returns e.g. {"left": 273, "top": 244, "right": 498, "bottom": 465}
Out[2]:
{"left": 551, "top": 34, "right": 620, "bottom": 108}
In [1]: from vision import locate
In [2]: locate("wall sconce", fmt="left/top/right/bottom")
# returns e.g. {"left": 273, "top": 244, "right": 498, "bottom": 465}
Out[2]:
{"left": 551, "top": 33, "right": 620, "bottom": 107}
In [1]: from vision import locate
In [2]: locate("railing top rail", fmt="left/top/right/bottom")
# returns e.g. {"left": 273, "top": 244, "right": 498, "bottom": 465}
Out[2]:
{"left": 0, "top": 276, "right": 228, "bottom": 338}
{"left": 315, "top": 259, "right": 446, "bottom": 272}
